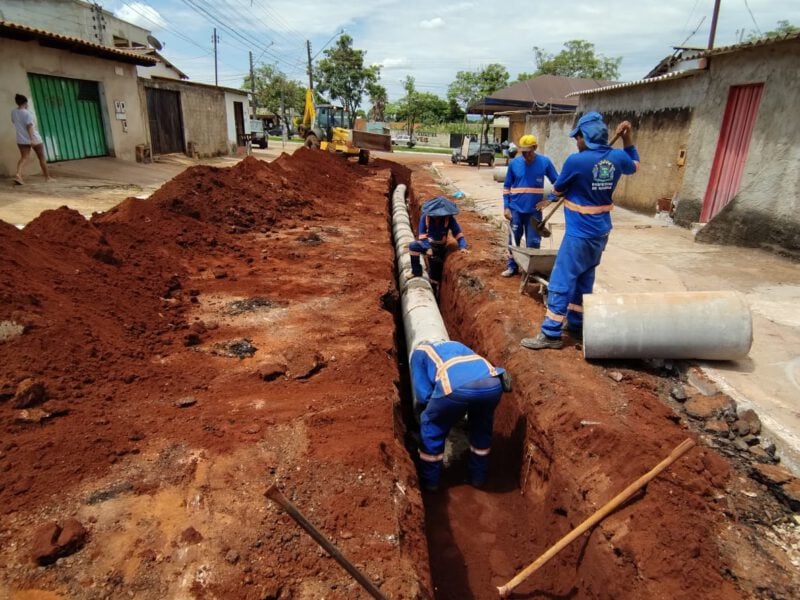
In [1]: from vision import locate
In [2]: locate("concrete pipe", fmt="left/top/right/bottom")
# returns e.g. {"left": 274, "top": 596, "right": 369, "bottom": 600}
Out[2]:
{"left": 583, "top": 291, "right": 752, "bottom": 360}
{"left": 492, "top": 167, "right": 507, "bottom": 182}
{"left": 391, "top": 184, "right": 449, "bottom": 355}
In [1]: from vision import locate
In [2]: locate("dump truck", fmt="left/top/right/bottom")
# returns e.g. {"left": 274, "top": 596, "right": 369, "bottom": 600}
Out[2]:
{"left": 300, "top": 89, "right": 392, "bottom": 164}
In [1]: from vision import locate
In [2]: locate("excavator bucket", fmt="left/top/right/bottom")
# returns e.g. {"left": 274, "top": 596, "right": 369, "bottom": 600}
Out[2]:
{"left": 352, "top": 130, "right": 393, "bottom": 153}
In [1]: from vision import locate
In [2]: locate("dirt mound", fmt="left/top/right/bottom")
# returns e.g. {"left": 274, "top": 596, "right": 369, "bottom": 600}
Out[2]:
{"left": 0, "top": 149, "right": 431, "bottom": 599}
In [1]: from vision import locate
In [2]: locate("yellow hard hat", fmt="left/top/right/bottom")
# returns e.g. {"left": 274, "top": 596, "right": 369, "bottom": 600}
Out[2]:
{"left": 518, "top": 134, "right": 538, "bottom": 150}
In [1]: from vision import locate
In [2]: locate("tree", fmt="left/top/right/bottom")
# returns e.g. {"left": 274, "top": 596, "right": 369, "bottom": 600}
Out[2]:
{"left": 532, "top": 40, "right": 621, "bottom": 79}
{"left": 747, "top": 20, "right": 799, "bottom": 41}
{"left": 399, "top": 76, "right": 420, "bottom": 137}
{"left": 366, "top": 81, "right": 388, "bottom": 121}
{"left": 243, "top": 64, "right": 305, "bottom": 131}
{"left": 447, "top": 63, "right": 510, "bottom": 111}
{"left": 314, "top": 34, "right": 379, "bottom": 127}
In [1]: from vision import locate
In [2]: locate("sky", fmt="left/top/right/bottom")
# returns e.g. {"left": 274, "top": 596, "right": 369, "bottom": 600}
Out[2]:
{"left": 106, "top": 0, "right": 799, "bottom": 101}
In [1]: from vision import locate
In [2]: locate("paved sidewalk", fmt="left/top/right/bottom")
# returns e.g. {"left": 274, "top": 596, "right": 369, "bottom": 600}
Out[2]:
{"left": 437, "top": 162, "right": 800, "bottom": 471}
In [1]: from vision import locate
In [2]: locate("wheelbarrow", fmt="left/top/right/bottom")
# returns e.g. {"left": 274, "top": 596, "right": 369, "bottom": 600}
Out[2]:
{"left": 508, "top": 245, "right": 558, "bottom": 300}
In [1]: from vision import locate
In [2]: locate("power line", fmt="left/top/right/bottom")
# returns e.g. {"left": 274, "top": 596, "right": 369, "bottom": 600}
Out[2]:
{"left": 742, "top": 0, "right": 762, "bottom": 36}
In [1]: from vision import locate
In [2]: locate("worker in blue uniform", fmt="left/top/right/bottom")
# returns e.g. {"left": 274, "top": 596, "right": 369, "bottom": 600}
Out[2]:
{"left": 411, "top": 340, "right": 510, "bottom": 491}
{"left": 408, "top": 196, "right": 467, "bottom": 296}
{"left": 501, "top": 134, "right": 559, "bottom": 277}
{"left": 521, "top": 112, "right": 640, "bottom": 350}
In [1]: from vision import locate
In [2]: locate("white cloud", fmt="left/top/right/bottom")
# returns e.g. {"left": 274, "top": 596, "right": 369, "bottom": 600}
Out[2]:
{"left": 378, "top": 57, "right": 410, "bottom": 70}
{"left": 420, "top": 17, "right": 445, "bottom": 29}
{"left": 116, "top": 2, "right": 167, "bottom": 30}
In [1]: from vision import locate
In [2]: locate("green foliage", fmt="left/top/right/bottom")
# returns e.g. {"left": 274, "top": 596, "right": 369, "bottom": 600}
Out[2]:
{"left": 314, "top": 34, "right": 379, "bottom": 127}
{"left": 747, "top": 20, "right": 799, "bottom": 41}
{"left": 447, "top": 63, "right": 510, "bottom": 110}
{"left": 533, "top": 40, "right": 621, "bottom": 79}
{"left": 244, "top": 64, "right": 305, "bottom": 129}
{"left": 515, "top": 71, "right": 535, "bottom": 82}
{"left": 365, "top": 81, "right": 388, "bottom": 121}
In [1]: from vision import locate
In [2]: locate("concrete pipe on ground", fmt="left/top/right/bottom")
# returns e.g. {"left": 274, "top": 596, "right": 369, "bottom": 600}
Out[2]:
{"left": 492, "top": 167, "right": 507, "bottom": 183}
{"left": 583, "top": 291, "right": 752, "bottom": 360}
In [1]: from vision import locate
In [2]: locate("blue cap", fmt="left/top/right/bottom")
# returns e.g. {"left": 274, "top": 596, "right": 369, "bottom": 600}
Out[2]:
{"left": 421, "top": 196, "right": 460, "bottom": 217}
{"left": 569, "top": 111, "right": 609, "bottom": 150}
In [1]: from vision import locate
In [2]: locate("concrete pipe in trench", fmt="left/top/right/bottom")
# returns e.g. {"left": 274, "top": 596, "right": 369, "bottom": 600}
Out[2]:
{"left": 391, "top": 184, "right": 450, "bottom": 358}
{"left": 583, "top": 290, "right": 752, "bottom": 360}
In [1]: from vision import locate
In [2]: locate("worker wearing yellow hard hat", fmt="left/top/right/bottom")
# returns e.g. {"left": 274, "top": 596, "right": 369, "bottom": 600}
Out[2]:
{"left": 501, "top": 133, "right": 559, "bottom": 277}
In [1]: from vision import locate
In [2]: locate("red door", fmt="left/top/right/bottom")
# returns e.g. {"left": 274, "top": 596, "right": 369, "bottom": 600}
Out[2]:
{"left": 700, "top": 83, "right": 763, "bottom": 222}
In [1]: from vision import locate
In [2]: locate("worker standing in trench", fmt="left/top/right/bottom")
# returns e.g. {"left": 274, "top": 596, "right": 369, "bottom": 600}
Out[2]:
{"left": 521, "top": 112, "right": 639, "bottom": 350}
{"left": 408, "top": 196, "right": 467, "bottom": 298}
{"left": 411, "top": 340, "right": 511, "bottom": 492}
{"left": 501, "top": 134, "right": 559, "bottom": 277}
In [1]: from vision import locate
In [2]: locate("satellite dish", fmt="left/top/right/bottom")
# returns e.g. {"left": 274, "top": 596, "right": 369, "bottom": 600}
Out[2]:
{"left": 147, "top": 35, "right": 163, "bottom": 51}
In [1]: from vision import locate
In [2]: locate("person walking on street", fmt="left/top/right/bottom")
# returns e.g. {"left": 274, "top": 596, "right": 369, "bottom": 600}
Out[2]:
{"left": 11, "top": 94, "right": 50, "bottom": 185}
{"left": 521, "top": 112, "right": 639, "bottom": 350}
{"left": 411, "top": 340, "right": 510, "bottom": 491}
{"left": 501, "top": 134, "right": 558, "bottom": 277}
{"left": 408, "top": 196, "right": 467, "bottom": 298}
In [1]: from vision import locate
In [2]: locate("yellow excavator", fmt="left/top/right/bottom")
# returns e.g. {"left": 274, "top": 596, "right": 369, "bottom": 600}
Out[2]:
{"left": 300, "top": 89, "right": 392, "bottom": 164}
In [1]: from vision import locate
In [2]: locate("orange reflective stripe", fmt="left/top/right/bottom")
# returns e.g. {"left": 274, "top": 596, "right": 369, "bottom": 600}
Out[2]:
{"left": 419, "top": 450, "right": 444, "bottom": 462}
{"left": 418, "top": 233, "right": 428, "bottom": 239}
{"left": 510, "top": 187, "right": 544, "bottom": 194}
{"left": 502, "top": 187, "right": 511, "bottom": 194}
{"left": 409, "top": 251, "right": 420, "bottom": 256}
{"left": 567, "top": 303, "right": 583, "bottom": 312}
{"left": 455, "top": 232, "right": 464, "bottom": 240}
{"left": 470, "top": 445, "right": 491, "bottom": 456}
{"left": 436, "top": 355, "right": 498, "bottom": 385}
{"left": 545, "top": 309, "right": 565, "bottom": 322}
{"left": 416, "top": 344, "right": 451, "bottom": 394}
{"left": 564, "top": 199, "right": 613, "bottom": 215}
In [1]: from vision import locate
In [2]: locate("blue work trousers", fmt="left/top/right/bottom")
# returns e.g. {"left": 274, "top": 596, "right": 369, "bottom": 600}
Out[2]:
{"left": 409, "top": 241, "right": 446, "bottom": 283}
{"left": 418, "top": 378, "right": 502, "bottom": 488}
{"left": 507, "top": 211, "right": 541, "bottom": 270}
{"left": 541, "top": 234, "right": 608, "bottom": 338}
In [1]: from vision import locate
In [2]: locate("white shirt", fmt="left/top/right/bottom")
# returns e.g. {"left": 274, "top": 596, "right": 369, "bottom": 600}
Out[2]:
{"left": 11, "top": 107, "right": 43, "bottom": 145}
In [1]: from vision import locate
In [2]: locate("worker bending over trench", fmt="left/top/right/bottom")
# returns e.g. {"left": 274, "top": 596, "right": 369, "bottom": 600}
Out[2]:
{"left": 411, "top": 340, "right": 511, "bottom": 492}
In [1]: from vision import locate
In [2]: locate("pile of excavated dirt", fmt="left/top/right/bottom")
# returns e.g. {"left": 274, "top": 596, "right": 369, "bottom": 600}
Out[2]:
{"left": 0, "top": 150, "right": 428, "bottom": 599}
{"left": 2, "top": 148, "right": 798, "bottom": 600}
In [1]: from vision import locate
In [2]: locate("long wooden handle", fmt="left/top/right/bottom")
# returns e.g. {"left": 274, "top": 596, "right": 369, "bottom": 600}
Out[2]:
{"left": 498, "top": 438, "right": 695, "bottom": 598}
{"left": 266, "top": 484, "right": 388, "bottom": 600}
{"left": 537, "top": 129, "right": 624, "bottom": 231}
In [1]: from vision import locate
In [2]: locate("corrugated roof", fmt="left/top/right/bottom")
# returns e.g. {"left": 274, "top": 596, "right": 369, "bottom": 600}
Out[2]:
{"left": 569, "top": 31, "right": 800, "bottom": 98}
{"left": 566, "top": 68, "right": 704, "bottom": 97}
{"left": 0, "top": 20, "right": 157, "bottom": 66}
{"left": 700, "top": 30, "right": 800, "bottom": 57}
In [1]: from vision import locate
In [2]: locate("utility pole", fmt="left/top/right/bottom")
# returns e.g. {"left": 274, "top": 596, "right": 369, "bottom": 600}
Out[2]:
{"left": 212, "top": 28, "right": 219, "bottom": 86}
{"left": 249, "top": 51, "right": 256, "bottom": 119}
{"left": 306, "top": 40, "right": 314, "bottom": 91}
{"left": 708, "top": 0, "right": 721, "bottom": 49}
{"left": 280, "top": 84, "right": 287, "bottom": 144}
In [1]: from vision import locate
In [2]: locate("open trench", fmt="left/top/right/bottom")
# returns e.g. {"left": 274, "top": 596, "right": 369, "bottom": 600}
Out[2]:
{"left": 1, "top": 150, "right": 797, "bottom": 600}
{"left": 389, "top": 171, "right": 797, "bottom": 600}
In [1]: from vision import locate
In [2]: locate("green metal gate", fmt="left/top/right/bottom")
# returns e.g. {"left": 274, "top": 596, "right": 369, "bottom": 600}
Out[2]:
{"left": 27, "top": 73, "right": 108, "bottom": 162}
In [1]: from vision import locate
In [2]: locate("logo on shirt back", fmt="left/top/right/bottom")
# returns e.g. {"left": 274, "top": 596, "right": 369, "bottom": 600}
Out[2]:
{"left": 592, "top": 159, "right": 615, "bottom": 191}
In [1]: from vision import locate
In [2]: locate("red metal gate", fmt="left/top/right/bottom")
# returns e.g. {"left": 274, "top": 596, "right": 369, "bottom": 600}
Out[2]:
{"left": 700, "top": 83, "right": 763, "bottom": 222}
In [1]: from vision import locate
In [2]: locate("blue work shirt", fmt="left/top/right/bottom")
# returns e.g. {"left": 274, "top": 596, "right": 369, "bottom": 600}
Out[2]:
{"left": 410, "top": 341, "right": 504, "bottom": 405}
{"left": 553, "top": 145, "right": 640, "bottom": 238}
{"left": 503, "top": 154, "right": 559, "bottom": 214}
{"left": 417, "top": 215, "right": 467, "bottom": 250}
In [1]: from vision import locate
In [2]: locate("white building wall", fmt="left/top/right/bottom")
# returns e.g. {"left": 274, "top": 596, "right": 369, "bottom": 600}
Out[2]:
{"left": 0, "top": 37, "right": 147, "bottom": 176}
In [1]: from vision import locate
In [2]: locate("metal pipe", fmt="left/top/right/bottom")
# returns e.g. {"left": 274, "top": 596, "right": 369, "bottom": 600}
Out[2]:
{"left": 583, "top": 291, "right": 752, "bottom": 360}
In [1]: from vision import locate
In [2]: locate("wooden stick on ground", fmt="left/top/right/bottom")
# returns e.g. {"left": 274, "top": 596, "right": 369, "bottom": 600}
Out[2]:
{"left": 266, "top": 483, "right": 388, "bottom": 600}
{"left": 497, "top": 438, "right": 696, "bottom": 598}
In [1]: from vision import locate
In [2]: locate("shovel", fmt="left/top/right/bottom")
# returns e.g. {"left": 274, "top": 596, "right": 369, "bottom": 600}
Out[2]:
{"left": 533, "top": 129, "right": 624, "bottom": 238}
